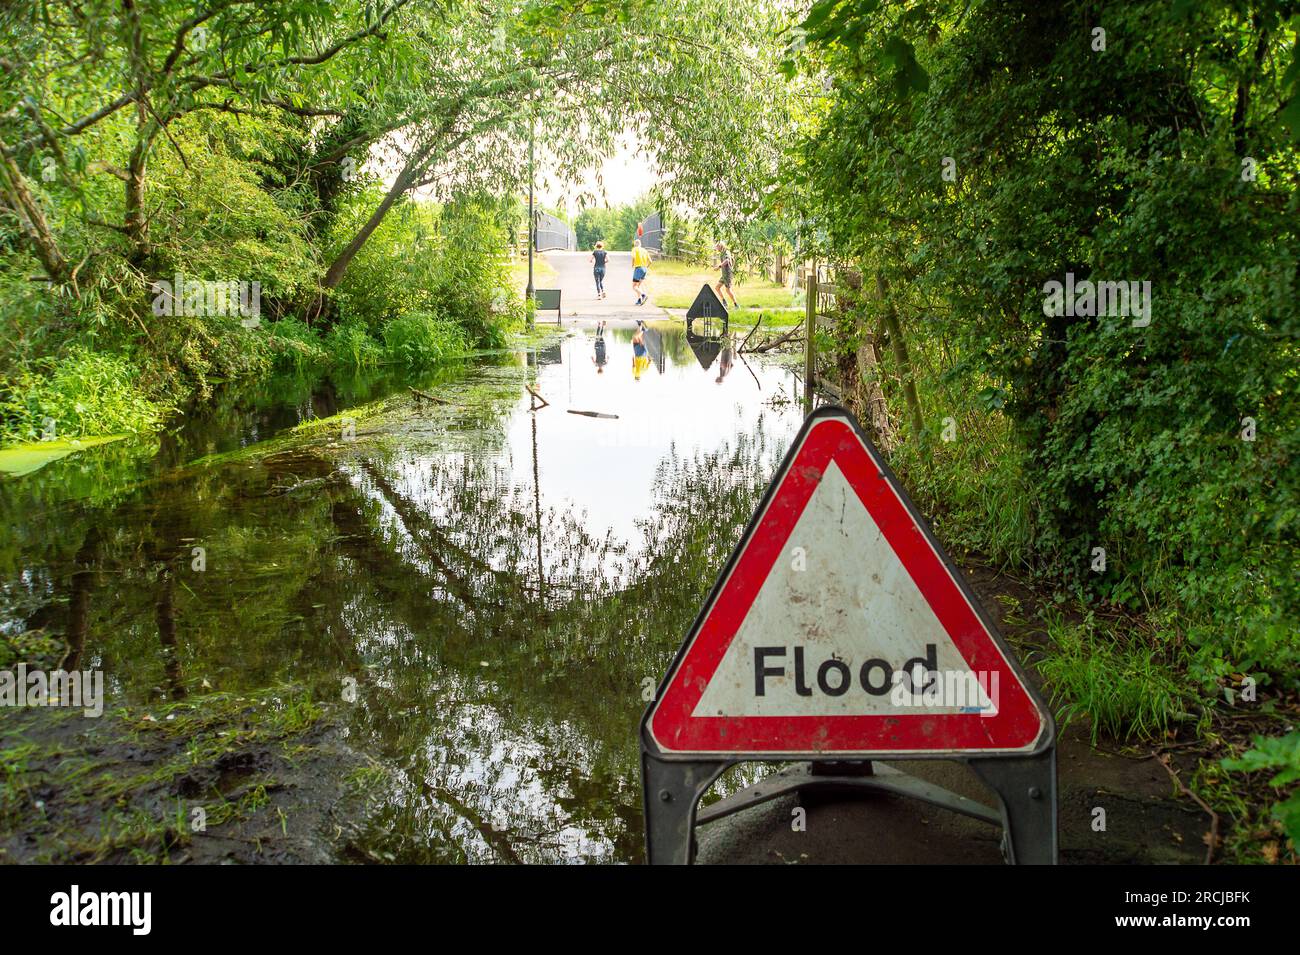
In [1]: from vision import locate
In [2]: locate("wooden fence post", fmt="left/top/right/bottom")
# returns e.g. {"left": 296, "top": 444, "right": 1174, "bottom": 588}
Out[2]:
{"left": 804, "top": 260, "right": 817, "bottom": 413}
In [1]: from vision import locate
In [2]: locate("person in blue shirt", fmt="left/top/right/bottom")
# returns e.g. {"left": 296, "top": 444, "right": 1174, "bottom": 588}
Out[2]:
{"left": 589, "top": 242, "right": 608, "bottom": 299}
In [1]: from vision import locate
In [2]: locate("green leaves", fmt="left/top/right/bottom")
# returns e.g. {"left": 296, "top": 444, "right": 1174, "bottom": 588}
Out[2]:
{"left": 880, "top": 35, "right": 930, "bottom": 96}
{"left": 1223, "top": 732, "right": 1300, "bottom": 786}
{"left": 791, "top": 0, "right": 928, "bottom": 99}
{"left": 1223, "top": 732, "right": 1300, "bottom": 848}
{"left": 789, "top": 0, "right": 1300, "bottom": 718}
{"left": 1280, "top": 33, "right": 1300, "bottom": 142}
{"left": 0, "top": 435, "right": 128, "bottom": 478}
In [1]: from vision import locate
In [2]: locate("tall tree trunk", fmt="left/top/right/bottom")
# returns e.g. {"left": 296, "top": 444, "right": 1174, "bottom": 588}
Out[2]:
{"left": 121, "top": 0, "right": 153, "bottom": 265}
{"left": 0, "top": 149, "right": 70, "bottom": 283}
{"left": 155, "top": 566, "right": 185, "bottom": 701}
{"left": 855, "top": 333, "right": 896, "bottom": 453}
{"left": 63, "top": 527, "right": 101, "bottom": 671}
{"left": 875, "top": 270, "right": 926, "bottom": 445}
{"left": 124, "top": 124, "right": 156, "bottom": 265}
{"left": 1231, "top": 13, "right": 1267, "bottom": 157}
{"left": 321, "top": 148, "right": 428, "bottom": 290}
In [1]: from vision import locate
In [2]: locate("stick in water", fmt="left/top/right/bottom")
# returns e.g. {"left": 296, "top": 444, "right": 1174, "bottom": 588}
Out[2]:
{"left": 526, "top": 384, "right": 550, "bottom": 409}
{"left": 567, "top": 410, "right": 619, "bottom": 419}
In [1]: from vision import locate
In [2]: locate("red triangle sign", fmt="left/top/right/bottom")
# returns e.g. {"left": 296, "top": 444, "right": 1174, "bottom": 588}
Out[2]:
{"left": 647, "top": 407, "right": 1050, "bottom": 757}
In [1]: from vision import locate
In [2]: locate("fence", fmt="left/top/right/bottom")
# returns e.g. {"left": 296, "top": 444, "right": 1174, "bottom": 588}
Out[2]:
{"left": 534, "top": 212, "right": 576, "bottom": 252}
{"left": 799, "top": 262, "right": 892, "bottom": 447}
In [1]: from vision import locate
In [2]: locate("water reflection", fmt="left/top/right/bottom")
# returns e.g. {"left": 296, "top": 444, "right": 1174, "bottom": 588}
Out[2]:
{"left": 0, "top": 324, "right": 804, "bottom": 862}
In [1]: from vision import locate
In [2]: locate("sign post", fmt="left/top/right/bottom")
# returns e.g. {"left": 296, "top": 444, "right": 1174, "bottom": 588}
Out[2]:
{"left": 686, "top": 284, "right": 729, "bottom": 328}
{"left": 641, "top": 405, "right": 1056, "bottom": 864}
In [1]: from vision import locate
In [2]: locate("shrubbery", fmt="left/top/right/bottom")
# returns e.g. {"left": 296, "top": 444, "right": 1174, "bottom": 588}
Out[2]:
{"left": 382, "top": 312, "right": 470, "bottom": 368}
{"left": 0, "top": 170, "right": 521, "bottom": 442}
{"left": 797, "top": 0, "right": 1298, "bottom": 709}
{"left": 0, "top": 348, "right": 170, "bottom": 443}
{"left": 325, "top": 191, "right": 520, "bottom": 363}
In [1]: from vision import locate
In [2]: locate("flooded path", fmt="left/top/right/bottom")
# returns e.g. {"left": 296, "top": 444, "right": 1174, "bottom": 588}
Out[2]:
{"left": 1, "top": 324, "right": 807, "bottom": 863}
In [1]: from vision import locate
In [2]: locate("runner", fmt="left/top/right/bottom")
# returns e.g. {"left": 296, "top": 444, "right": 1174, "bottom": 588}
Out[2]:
{"left": 714, "top": 242, "right": 738, "bottom": 308}
{"left": 631, "top": 239, "right": 652, "bottom": 305}
{"left": 592, "top": 321, "right": 607, "bottom": 373}
{"left": 632, "top": 323, "right": 651, "bottom": 379}
{"left": 715, "top": 335, "right": 734, "bottom": 384}
{"left": 589, "top": 242, "right": 608, "bottom": 299}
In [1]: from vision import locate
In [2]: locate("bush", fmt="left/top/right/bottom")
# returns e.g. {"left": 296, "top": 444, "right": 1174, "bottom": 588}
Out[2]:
{"left": 323, "top": 320, "right": 382, "bottom": 369}
{"left": 329, "top": 193, "right": 519, "bottom": 352}
{"left": 800, "top": 0, "right": 1299, "bottom": 700}
{"left": 1034, "top": 611, "right": 1190, "bottom": 744}
{"left": 149, "top": 112, "right": 318, "bottom": 307}
{"left": 1222, "top": 732, "right": 1300, "bottom": 853}
{"left": 382, "top": 312, "right": 469, "bottom": 368}
{"left": 266, "top": 317, "right": 328, "bottom": 371}
{"left": 328, "top": 189, "right": 440, "bottom": 333}
{"left": 426, "top": 202, "right": 518, "bottom": 350}
{"left": 0, "top": 347, "right": 171, "bottom": 443}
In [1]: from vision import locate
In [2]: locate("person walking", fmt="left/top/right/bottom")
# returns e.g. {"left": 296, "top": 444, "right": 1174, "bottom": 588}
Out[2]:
{"left": 714, "top": 242, "right": 738, "bottom": 308}
{"left": 589, "top": 242, "right": 608, "bottom": 299}
{"left": 631, "top": 239, "right": 653, "bottom": 305}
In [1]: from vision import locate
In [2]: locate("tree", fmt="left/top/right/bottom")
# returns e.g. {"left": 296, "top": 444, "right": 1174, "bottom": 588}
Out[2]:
{"left": 0, "top": 0, "right": 409, "bottom": 283}
{"left": 787, "top": 0, "right": 1299, "bottom": 682}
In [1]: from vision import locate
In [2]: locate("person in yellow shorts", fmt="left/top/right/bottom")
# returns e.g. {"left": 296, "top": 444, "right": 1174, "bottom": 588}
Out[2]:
{"left": 631, "top": 239, "right": 653, "bottom": 305}
{"left": 632, "top": 325, "right": 651, "bottom": 379}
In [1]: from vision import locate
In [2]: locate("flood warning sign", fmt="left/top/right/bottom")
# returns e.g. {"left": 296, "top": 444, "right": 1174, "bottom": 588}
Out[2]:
{"left": 647, "top": 407, "right": 1048, "bottom": 757}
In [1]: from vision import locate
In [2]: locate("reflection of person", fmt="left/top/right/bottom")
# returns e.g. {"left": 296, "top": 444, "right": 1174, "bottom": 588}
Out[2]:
{"left": 631, "top": 239, "right": 652, "bottom": 305}
{"left": 714, "top": 242, "right": 738, "bottom": 308}
{"left": 716, "top": 337, "right": 733, "bottom": 384}
{"left": 593, "top": 321, "right": 607, "bottom": 373}
{"left": 632, "top": 325, "right": 650, "bottom": 380}
{"left": 589, "top": 242, "right": 608, "bottom": 299}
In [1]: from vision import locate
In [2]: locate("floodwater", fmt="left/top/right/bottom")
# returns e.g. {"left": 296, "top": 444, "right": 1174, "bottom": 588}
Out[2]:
{"left": 0, "top": 323, "right": 807, "bottom": 863}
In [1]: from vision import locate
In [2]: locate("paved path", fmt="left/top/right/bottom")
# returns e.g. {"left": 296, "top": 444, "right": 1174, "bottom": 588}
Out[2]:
{"left": 540, "top": 250, "right": 670, "bottom": 324}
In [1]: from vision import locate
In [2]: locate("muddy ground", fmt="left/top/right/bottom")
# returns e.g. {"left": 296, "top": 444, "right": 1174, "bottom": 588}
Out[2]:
{"left": 0, "top": 689, "right": 381, "bottom": 864}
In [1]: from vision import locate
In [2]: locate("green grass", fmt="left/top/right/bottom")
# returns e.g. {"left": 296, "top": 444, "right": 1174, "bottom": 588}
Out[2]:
{"left": 509, "top": 255, "right": 559, "bottom": 289}
{"left": 382, "top": 311, "right": 470, "bottom": 368}
{"left": 0, "top": 685, "right": 329, "bottom": 863}
{"left": 645, "top": 258, "right": 800, "bottom": 309}
{"left": 729, "top": 307, "right": 806, "bottom": 329}
{"left": 1032, "top": 610, "right": 1193, "bottom": 744}
{"left": 0, "top": 435, "right": 129, "bottom": 477}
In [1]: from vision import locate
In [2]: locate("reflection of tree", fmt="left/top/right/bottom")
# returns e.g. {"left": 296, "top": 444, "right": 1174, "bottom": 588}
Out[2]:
{"left": 63, "top": 528, "right": 99, "bottom": 671}
{"left": 333, "top": 413, "right": 792, "bottom": 862}
{"left": 0, "top": 376, "right": 799, "bottom": 862}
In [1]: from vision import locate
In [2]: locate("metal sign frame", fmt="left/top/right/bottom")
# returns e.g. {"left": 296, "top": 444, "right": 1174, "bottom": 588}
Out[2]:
{"left": 639, "top": 405, "right": 1057, "bottom": 864}
{"left": 686, "top": 283, "right": 729, "bottom": 323}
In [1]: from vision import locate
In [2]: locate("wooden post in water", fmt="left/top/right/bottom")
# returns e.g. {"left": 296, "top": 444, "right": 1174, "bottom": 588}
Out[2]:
{"left": 804, "top": 260, "right": 817, "bottom": 414}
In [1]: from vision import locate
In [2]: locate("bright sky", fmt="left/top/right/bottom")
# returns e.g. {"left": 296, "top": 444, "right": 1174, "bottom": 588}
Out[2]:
{"left": 385, "top": 130, "right": 659, "bottom": 213}
{"left": 538, "top": 135, "right": 659, "bottom": 214}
